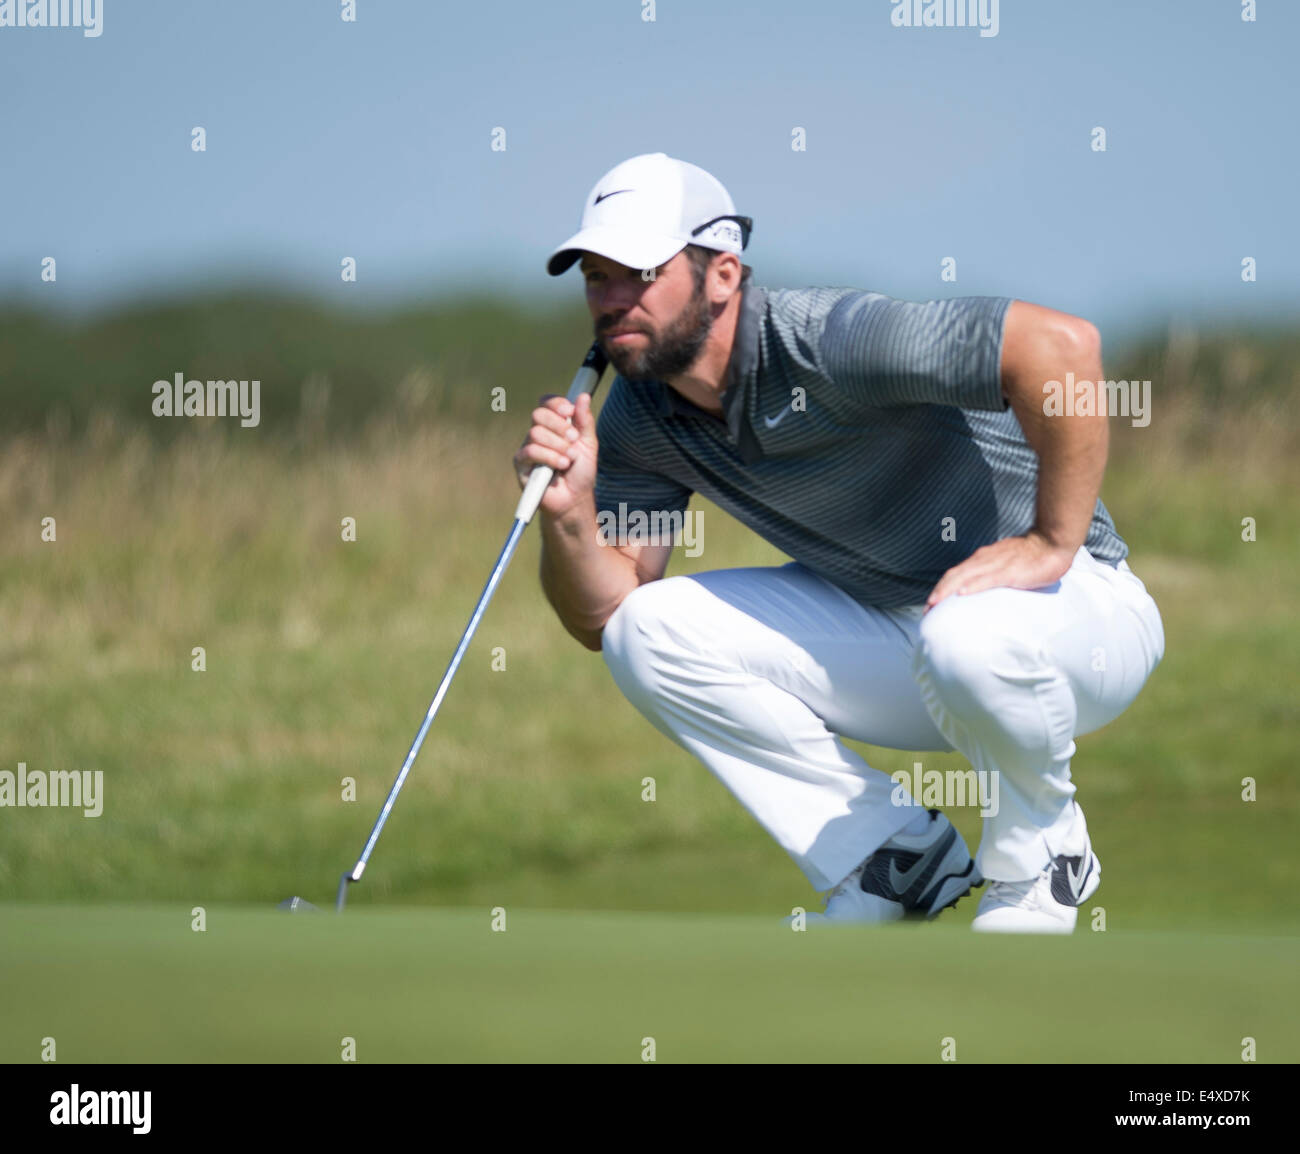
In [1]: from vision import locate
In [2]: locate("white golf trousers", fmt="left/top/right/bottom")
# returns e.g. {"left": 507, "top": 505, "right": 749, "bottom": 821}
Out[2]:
{"left": 600, "top": 547, "right": 1165, "bottom": 891}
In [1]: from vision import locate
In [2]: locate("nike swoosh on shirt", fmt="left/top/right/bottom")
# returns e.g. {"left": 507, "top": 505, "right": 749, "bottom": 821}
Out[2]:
{"left": 763, "top": 403, "right": 795, "bottom": 429}
{"left": 593, "top": 188, "right": 633, "bottom": 205}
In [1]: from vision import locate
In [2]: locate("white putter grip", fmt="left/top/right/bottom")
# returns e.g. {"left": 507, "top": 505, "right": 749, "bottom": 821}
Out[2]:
{"left": 513, "top": 342, "right": 608, "bottom": 524}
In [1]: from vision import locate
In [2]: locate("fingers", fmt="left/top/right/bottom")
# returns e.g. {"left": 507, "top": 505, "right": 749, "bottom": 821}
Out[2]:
{"left": 571, "top": 391, "right": 597, "bottom": 442}
{"left": 927, "top": 556, "right": 1009, "bottom": 609}
{"left": 526, "top": 420, "right": 576, "bottom": 457}
{"left": 926, "top": 544, "right": 1003, "bottom": 609}
{"left": 516, "top": 432, "right": 575, "bottom": 477}
{"left": 531, "top": 395, "right": 574, "bottom": 435}
{"left": 928, "top": 572, "right": 983, "bottom": 607}
{"left": 516, "top": 444, "right": 571, "bottom": 478}
{"left": 924, "top": 575, "right": 963, "bottom": 611}
{"left": 514, "top": 395, "right": 582, "bottom": 486}
{"left": 527, "top": 393, "right": 596, "bottom": 456}
{"left": 924, "top": 539, "right": 1064, "bottom": 612}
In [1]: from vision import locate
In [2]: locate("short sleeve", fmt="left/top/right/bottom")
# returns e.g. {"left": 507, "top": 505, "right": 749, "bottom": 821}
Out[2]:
{"left": 820, "top": 292, "right": 1014, "bottom": 410}
{"left": 593, "top": 378, "right": 693, "bottom": 533}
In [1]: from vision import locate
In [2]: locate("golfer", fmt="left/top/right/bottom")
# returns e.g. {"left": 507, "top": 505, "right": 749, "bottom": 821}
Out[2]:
{"left": 516, "top": 152, "right": 1165, "bottom": 933}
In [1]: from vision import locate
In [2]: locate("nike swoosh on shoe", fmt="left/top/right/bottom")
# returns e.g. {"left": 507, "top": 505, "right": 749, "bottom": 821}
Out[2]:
{"left": 1049, "top": 852, "right": 1095, "bottom": 906}
{"left": 883, "top": 825, "right": 959, "bottom": 906}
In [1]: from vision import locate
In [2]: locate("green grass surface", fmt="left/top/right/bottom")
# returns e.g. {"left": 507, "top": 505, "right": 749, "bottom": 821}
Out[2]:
{"left": 1, "top": 905, "right": 1293, "bottom": 1063}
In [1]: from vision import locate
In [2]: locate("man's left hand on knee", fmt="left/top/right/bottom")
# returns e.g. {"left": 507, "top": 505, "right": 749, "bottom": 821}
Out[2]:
{"left": 925, "top": 531, "right": 1077, "bottom": 613}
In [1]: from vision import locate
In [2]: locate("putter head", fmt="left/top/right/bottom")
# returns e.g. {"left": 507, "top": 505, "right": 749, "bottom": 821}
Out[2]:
{"left": 278, "top": 896, "right": 319, "bottom": 913}
{"left": 335, "top": 869, "right": 355, "bottom": 914}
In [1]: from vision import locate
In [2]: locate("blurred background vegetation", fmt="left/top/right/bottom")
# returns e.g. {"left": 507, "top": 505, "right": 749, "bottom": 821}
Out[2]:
{"left": 1, "top": 294, "right": 1296, "bottom": 931}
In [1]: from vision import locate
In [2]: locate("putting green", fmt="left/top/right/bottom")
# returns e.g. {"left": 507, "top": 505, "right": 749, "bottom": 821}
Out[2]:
{"left": 1, "top": 904, "right": 1294, "bottom": 1063}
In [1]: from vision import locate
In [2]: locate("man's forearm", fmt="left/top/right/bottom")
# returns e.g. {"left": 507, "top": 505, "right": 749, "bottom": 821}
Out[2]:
{"left": 1003, "top": 310, "right": 1109, "bottom": 557}
{"left": 539, "top": 498, "right": 639, "bottom": 649}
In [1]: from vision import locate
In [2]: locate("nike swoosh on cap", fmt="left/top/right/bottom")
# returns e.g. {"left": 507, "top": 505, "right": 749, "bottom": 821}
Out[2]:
{"left": 593, "top": 189, "right": 633, "bottom": 205}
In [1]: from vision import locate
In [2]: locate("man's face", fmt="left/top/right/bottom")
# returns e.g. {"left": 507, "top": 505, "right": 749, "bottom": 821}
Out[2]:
{"left": 582, "top": 250, "right": 714, "bottom": 382}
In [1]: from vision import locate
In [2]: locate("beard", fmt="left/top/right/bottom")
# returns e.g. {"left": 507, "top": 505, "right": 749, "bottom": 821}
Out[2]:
{"left": 598, "top": 282, "right": 714, "bottom": 383}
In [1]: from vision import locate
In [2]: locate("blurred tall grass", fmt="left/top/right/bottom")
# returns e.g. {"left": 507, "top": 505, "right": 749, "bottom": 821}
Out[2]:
{"left": 1, "top": 294, "right": 1296, "bottom": 924}
{"left": 0, "top": 292, "right": 595, "bottom": 441}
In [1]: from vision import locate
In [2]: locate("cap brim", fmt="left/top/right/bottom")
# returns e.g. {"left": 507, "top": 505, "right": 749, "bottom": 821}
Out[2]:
{"left": 546, "top": 227, "right": 686, "bottom": 277}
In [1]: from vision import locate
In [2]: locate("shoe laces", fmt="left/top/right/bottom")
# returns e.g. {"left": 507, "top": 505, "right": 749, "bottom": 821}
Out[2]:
{"left": 985, "top": 864, "right": 1053, "bottom": 909}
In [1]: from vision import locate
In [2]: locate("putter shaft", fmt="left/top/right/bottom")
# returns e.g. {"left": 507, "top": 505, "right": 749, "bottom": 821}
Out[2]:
{"left": 336, "top": 341, "right": 608, "bottom": 913}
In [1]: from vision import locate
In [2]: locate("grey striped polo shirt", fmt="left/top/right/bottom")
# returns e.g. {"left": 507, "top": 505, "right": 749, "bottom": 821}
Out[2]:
{"left": 593, "top": 279, "right": 1128, "bottom": 609}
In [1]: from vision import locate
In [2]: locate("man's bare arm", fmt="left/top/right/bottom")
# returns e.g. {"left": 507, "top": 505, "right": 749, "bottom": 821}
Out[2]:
{"left": 516, "top": 391, "right": 673, "bottom": 650}
{"left": 540, "top": 509, "right": 671, "bottom": 650}
{"left": 1000, "top": 299, "right": 1108, "bottom": 558}
{"left": 926, "top": 299, "right": 1107, "bottom": 610}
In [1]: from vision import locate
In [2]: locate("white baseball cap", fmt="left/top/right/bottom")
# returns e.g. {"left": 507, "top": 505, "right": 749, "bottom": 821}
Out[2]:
{"left": 546, "top": 152, "right": 752, "bottom": 277}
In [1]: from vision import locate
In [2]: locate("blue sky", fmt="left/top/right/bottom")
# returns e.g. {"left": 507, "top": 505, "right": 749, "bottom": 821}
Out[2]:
{"left": 1, "top": 0, "right": 1294, "bottom": 342}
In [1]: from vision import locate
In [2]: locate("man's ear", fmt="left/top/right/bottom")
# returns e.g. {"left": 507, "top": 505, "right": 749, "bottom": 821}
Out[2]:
{"left": 711, "top": 252, "right": 744, "bottom": 301}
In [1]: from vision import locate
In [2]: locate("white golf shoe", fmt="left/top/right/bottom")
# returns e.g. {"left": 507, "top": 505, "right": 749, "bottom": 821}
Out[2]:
{"left": 808, "top": 809, "right": 982, "bottom": 925}
{"left": 972, "top": 827, "right": 1101, "bottom": 934}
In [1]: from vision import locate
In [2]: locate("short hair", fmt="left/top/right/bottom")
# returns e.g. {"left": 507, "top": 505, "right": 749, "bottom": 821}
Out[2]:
{"left": 681, "top": 244, "right": 753, "bottom": 292}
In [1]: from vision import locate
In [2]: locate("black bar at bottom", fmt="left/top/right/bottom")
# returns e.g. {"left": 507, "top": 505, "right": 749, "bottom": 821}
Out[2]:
{"left": 1, "top": 1061, "right": 1288, "bottom": 1139}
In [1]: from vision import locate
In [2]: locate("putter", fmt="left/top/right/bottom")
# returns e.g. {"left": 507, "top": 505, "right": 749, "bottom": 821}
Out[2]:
{"left": 281, "top": 340, "right": 609, "bottom": 914}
